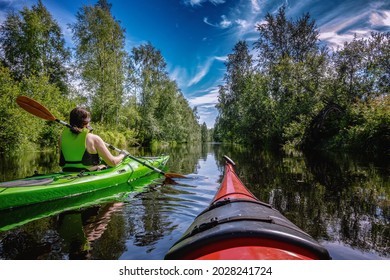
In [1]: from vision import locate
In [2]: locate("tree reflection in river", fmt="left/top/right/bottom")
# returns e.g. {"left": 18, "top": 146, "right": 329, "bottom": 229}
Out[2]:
{"left": 0, "top": 143, "right": 389, "bottom": 259}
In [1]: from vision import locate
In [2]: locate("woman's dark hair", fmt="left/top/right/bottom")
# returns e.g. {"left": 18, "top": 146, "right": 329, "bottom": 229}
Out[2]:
{"left": 69, "top": 107, "right": 91, "bottom": 134}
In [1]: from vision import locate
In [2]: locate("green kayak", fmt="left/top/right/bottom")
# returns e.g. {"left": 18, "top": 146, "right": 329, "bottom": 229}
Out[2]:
{"left": 0, "top": 155, "right": 169, "bottom": 211}
{"left": 0, "top": 171, "right": 163, "bottom": 232}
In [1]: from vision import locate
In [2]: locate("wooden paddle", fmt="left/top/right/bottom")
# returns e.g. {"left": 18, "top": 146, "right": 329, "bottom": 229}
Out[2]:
{"left": 16, "top": 95, "right": 186, "bottom": 179}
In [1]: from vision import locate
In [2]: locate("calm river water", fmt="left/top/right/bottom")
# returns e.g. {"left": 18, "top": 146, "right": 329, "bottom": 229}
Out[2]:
{"left": 0, "top": 143, "right": 389, "bottom": 260}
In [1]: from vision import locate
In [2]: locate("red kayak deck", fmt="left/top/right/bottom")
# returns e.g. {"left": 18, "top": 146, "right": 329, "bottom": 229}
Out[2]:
{"left": 213, "top": 159, "right": 257, "bottom": 203}
{"left": 165, "top": 156, "right": 331, "bottom": 260}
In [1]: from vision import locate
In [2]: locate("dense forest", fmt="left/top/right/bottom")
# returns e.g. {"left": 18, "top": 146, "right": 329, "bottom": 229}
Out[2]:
{"left": 0, "top": 1, "right": 388, "bottom": 155}
{"left": 214, "top": 6, "right": 389, "bottom": 154}
{"left": 0, "top": 0, "right": 201, "bottom": 153}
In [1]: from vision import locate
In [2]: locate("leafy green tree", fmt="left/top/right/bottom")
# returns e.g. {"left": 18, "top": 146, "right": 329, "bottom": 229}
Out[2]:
{"left": 330, "top": 32, "right": 390, "bottom": 105}
{"left": 154, "top": 80, "right": 183, "bottom": 142}
{"left": 323, "top": 32, "right": 390, "bottom": 152}
{"left": 0, "top": 1, "right": 74, "bottom": 152}
{"left": 129, "top": 43, "right": 201, "bottom": 144}
{"left": 129, "top": 43, "right": 169, "bottom": 143}
{"left": 0, "top": 0, "right": 70, "bottom": 94}
{"left": 201, "top": 122, "right": 208, "bottom": 142}
{"left": 253, "top": 5, "right": 325, "bottom": 146}
{"left": 0, "top": 65, "right": 69, "bottom": 152}
{"left": 185, "top": 101, "right": 201, "bottom": 143}
{"left": 71, "top": 0, "right": 127, "bottom": 125}
{"left": 0, "top": 65, "right": 25, "bottom": 152}
{"left": 216, "top": 40, "right": 253, "bottom": 143}
{"left": 254, "top": 5, "right": 319, "bottom": 70}
{"left": 239, "top": 73, "right": 277, "bottom": 145}
{"left": 216, "top": 7, "right": 326, "bottom": 147}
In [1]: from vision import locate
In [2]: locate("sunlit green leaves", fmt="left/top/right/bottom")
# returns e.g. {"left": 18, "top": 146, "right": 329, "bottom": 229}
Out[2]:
{"left": 215, "top": 6, "right": 389, "bottom": 153}
{"left": 0, "top": 0, "right": 70, "bottom": 93}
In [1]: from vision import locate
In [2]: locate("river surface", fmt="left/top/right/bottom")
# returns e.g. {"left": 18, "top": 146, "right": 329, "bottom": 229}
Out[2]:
{"left": 0, "top": 143, "right": 389, "bottom": 260}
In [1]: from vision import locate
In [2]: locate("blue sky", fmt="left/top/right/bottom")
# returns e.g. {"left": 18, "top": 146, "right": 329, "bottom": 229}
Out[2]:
{"left": 1, "top": 0, "right": 389, "bottom": 128}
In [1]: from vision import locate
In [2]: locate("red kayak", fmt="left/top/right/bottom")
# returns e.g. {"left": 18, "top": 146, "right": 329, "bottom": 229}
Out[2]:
{"left": 165, "top": 156, "right": 331, "bottom": 260}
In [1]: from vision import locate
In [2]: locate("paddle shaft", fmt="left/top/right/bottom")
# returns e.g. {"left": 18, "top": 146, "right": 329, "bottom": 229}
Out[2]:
{"left": 56, "top": 119, "right": 72, "bottom": 128}
{"left": 105, "top": 144, "right": 168, "bottom": 176}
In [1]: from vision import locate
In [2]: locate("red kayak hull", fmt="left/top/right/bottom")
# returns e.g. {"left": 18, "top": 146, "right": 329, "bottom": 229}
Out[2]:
{"left": 191, "top": 243, "right": 313, "bottom": 260}
{"left": 165, "top": 156, "right": 331, "bottom": 260}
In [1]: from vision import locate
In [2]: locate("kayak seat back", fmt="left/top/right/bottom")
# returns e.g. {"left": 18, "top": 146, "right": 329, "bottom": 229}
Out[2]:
{"left": 0, "top": 178, "right": 54, "bottom": 188}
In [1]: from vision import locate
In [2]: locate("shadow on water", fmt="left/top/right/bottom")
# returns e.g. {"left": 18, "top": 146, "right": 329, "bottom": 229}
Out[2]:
{"left": 0, "top": 143, "right": 389, "bottom": 259}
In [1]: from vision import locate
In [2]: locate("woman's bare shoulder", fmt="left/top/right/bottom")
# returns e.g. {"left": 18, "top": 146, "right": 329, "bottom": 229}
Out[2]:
{"left": 86, "top": 133, "right": 104, "bottom": 146}
{"left": 87, "top": 133, "right": 102, "bottom": 141}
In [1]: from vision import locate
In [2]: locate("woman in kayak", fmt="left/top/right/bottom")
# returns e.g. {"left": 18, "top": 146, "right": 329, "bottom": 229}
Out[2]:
{"left": 59, "top": 107, "right": 127, "bottom": 171}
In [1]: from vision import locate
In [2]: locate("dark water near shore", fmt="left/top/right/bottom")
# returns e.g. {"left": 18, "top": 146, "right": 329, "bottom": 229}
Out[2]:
{"left": 0, "top": 143, "right": 389, "bottom": 260}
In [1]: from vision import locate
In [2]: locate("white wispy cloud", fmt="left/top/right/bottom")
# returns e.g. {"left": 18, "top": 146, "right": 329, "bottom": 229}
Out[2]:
{"left": 214, "top": 55, "right": 227, "bottom": 62}
{"left": 235, "top": 19, "right": 249, "bottom": 29}
{"left": 318, "top": 31, "right": 356, "bottom": 48}
{"left": 184, "top": 0, "right": 226, "bottom": 7}
{"left": 212, "top": 1, "right": 264, "bottom": 38}
{"left": 197, "top": 107, "right": 218, "bottom": 127}
{"left": 220, "top": 15, "right": 232, "bottom": 28}
{"left": 370, "top": 10, "right": 390, "bottom": 26}
{"left": 204, "top": 14, "right": 232, "bottom": 28}
{"left": 188, "top": 58, "right": 214, "bottom": 87}
{"left": 169, "top": 55, "right": 225, "bottom": 93}
{"left": 188, "top": 56, "right": 226, "bottom": 87}
{"left": 220, "top": 0, "right": 390, "bottom": 49}
{"left": 312, "top": 1, "right": 390, "bottom": 48}
{"left": 203, "top": 17, "right": 215, "bottom": 27}
{"left": 188, "top": 87, "right": 219, "bottom": 107}
{"left": 188, "top": 86, "right": 220, "bottom": 127}
{"left": 203, "top": 14, "right": 256, "bottom": 33}
{"left": 196, "top": 1, "right": 261, "bottom": 37}
{"left": 169, "top": 65, "right": 189, "bottom": 89}
{"left": 251, "top": 0, "right": 261, "bottom": 13}
{"left": 318, "top": 10, "right": 381, "bottom": 48}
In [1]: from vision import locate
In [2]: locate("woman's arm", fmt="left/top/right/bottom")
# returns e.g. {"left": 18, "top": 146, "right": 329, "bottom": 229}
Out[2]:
{"left": 92, "top": 134, "right": 126, "bottom": 166}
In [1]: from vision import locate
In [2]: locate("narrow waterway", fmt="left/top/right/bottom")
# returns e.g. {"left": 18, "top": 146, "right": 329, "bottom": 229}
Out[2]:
{"left": 0, "top": 143, "right": 389, "bottom": 259}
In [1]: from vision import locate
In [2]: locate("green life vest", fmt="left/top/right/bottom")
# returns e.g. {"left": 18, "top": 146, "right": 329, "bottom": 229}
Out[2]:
{"left": 60, "top": 128, "right": 100, "bottom": 171}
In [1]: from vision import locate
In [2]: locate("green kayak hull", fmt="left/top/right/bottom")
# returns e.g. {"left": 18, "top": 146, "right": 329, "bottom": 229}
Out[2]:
{"left": 0, "top": 172, "right": 163, "bottom": 232}
{"left": 0, "top": 155, "right": 169, "bottom": 211}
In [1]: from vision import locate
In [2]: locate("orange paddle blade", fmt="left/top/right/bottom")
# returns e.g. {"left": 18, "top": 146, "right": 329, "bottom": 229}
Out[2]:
{"left": 16, "top": 96, "right": 56, "bottom": 121}
{"left": 164, "top": 172, "right": 187, "bottom": 179}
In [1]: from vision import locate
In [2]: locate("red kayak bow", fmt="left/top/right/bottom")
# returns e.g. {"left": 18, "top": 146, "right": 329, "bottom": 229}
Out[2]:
{"left": 212, "top": 156, "right": 257, "bottom": 203}
{"left": 165, "top": 156, "right": 331, "bottom": 260}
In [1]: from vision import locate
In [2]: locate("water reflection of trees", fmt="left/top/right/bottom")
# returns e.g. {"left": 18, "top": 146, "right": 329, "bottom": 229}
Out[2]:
{"left": 211, "top": 144, "right": 389, "bottom": 258}
{"left": 0, "top": 143, "right": 388, "bottom": 259}
{"left": 305, "top": 151, "right": 389, "bottom": 256}
{"left": 0, "top": 151, "right": 60, "bottom": 182}
{"left": 140, "top": 142, "right": 205, "bottom": 175}
{"left": 0, "top": 219, "right": 58, "bottom": 259}
{"left": 0, "top": 202, "right": 128, "bottom": 259}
